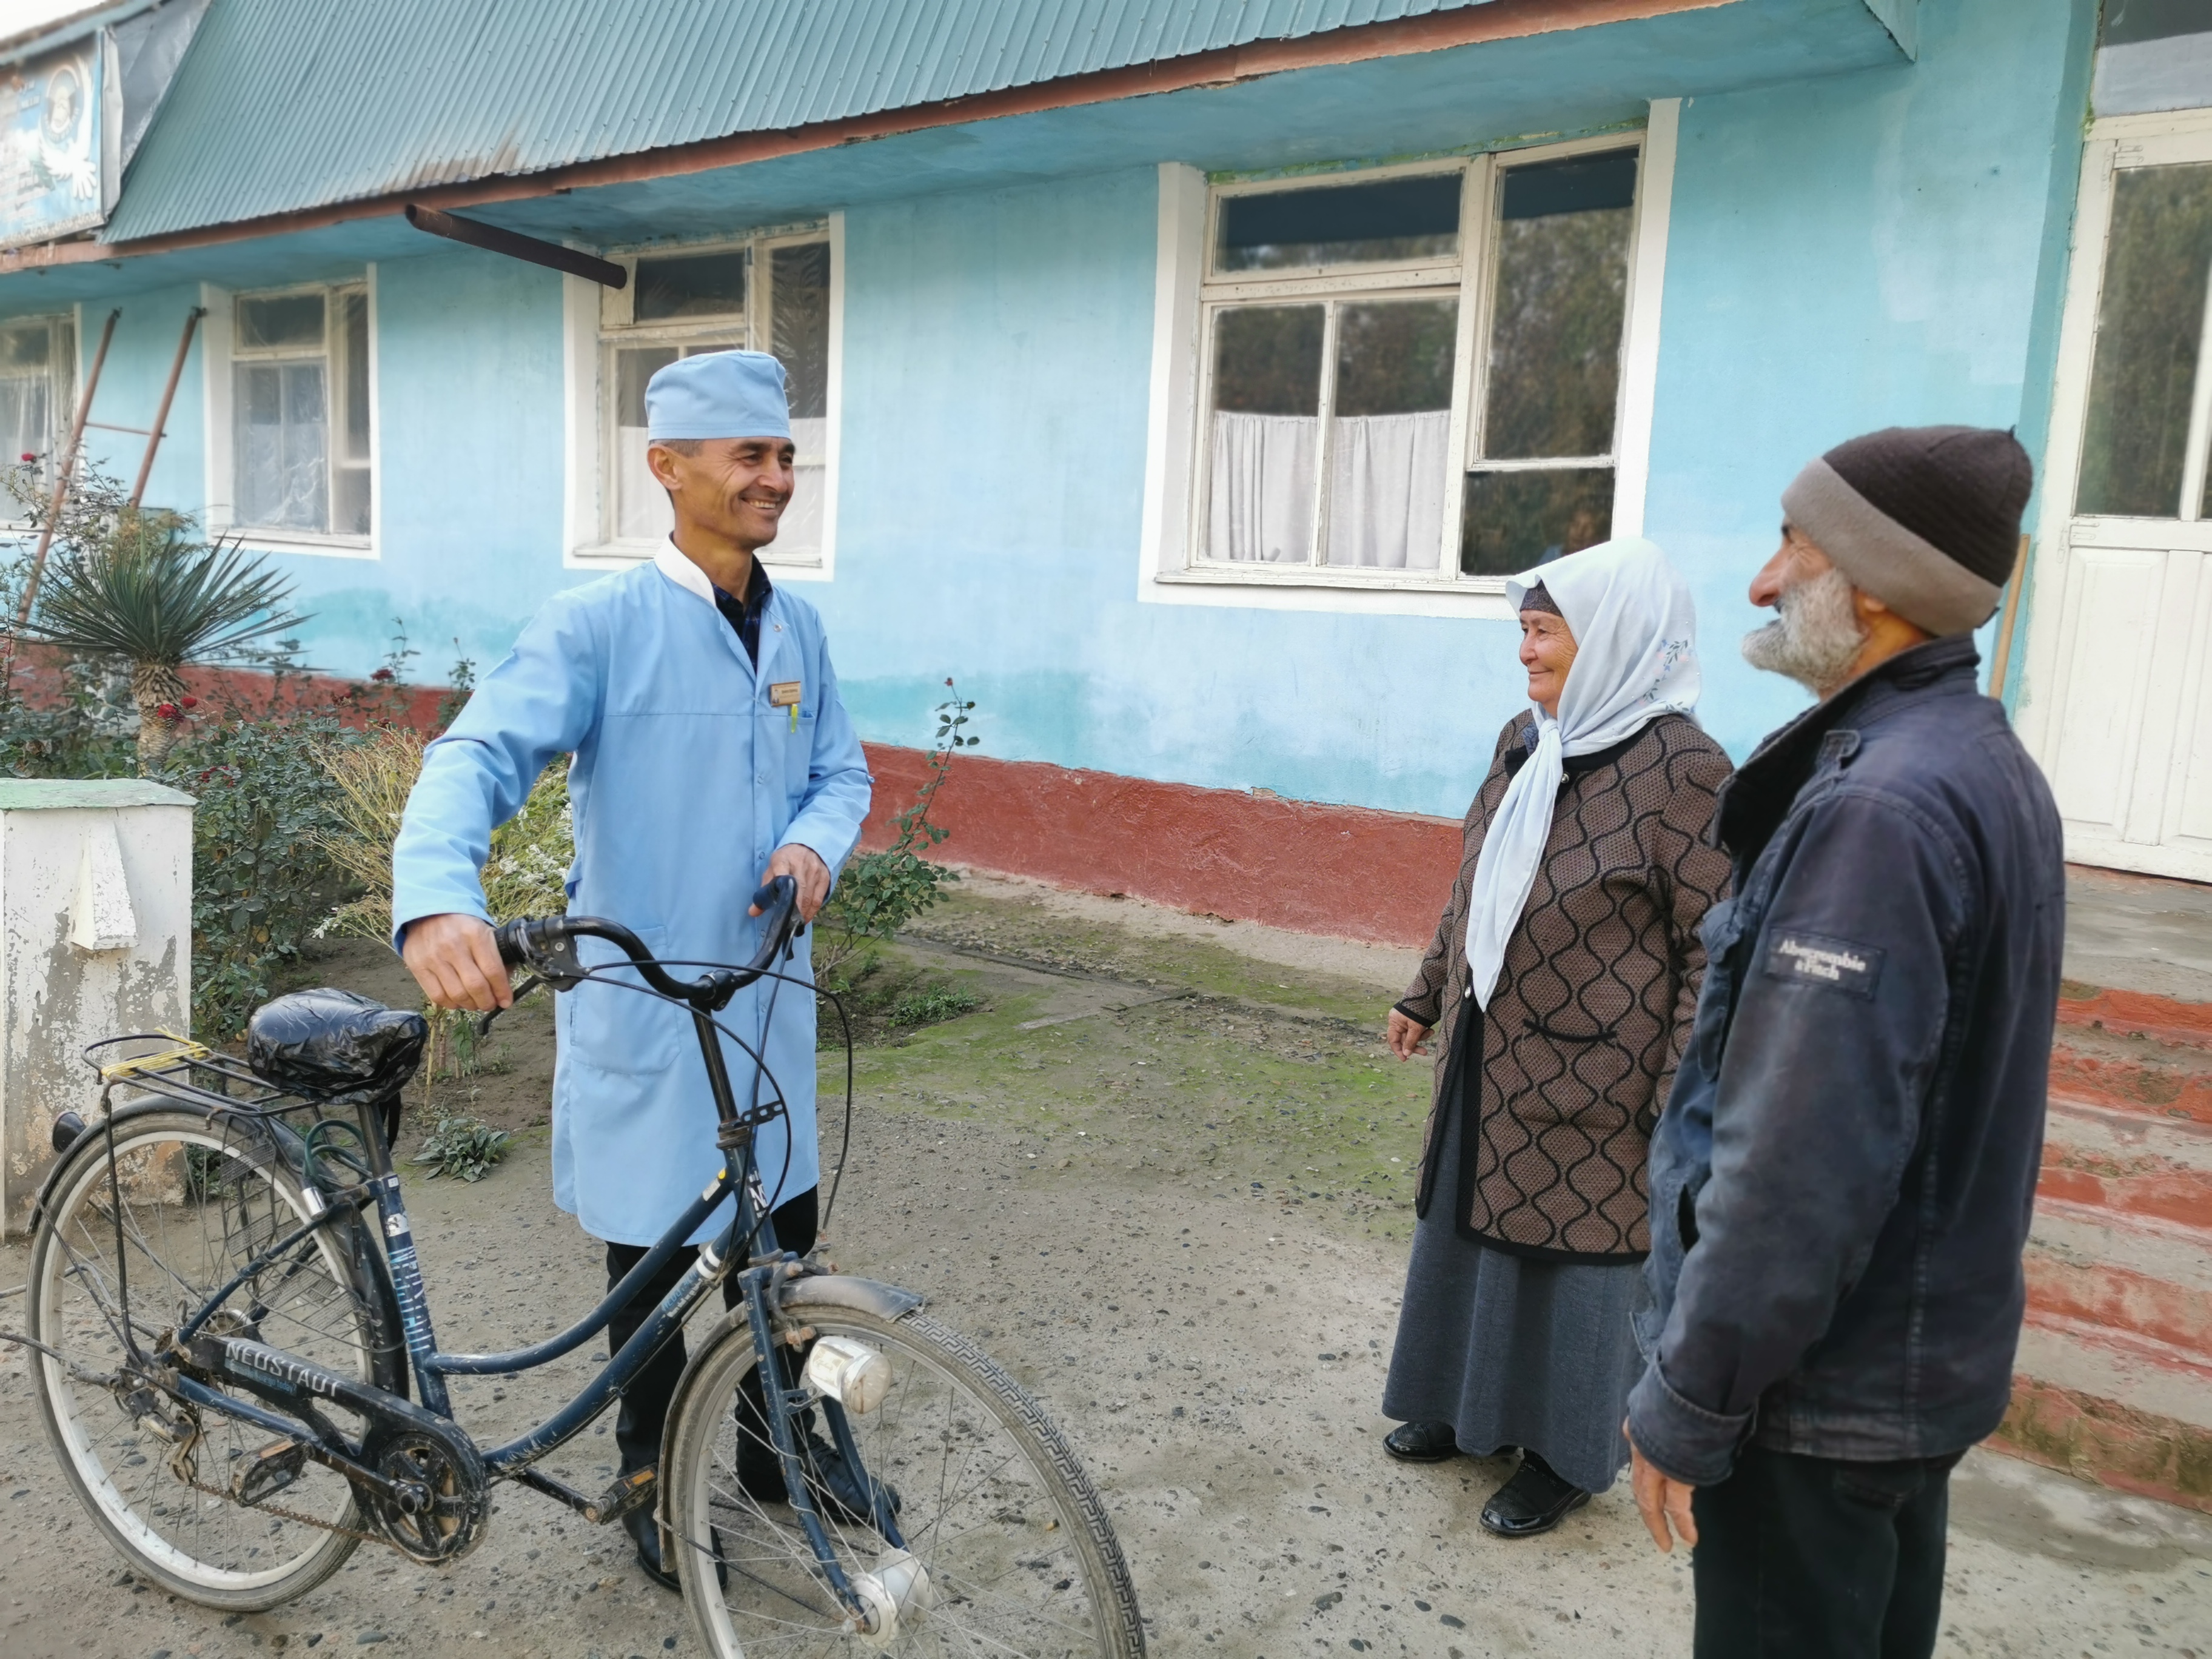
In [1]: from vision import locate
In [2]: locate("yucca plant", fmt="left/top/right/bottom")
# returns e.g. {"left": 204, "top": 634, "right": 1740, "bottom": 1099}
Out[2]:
{"left": 20, "top": 503, "right": 303, "bottom": 773}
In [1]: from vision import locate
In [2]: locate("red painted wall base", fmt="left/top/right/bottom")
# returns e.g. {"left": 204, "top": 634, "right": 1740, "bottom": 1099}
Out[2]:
{"left": 859, "top": 743, "right": 1463, "bottom": 949}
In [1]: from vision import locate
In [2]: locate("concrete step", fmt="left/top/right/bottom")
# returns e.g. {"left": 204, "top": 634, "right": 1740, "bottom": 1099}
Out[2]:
{"left": 2039, "top": 1094, "right": 2212, "bottom": 1233}
{"left": 1997, "top": 1315, "right": 2212, "bottom": 1512}
{"left": 2013, "top": 871, "right": 2212, "bottom": 1509}
{"left": 2058, "top": 980, "right": 2212, "bottom": 1050}
{"left": 2049, "top": 1021, "right": 2212, "bottom": 1128}
{"left": 2026, "top": 1198, "right": 2212, "bottom": 1361}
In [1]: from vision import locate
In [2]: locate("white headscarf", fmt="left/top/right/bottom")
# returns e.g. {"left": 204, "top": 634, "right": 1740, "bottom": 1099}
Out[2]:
{"left": 1464, "top": 536, "right": 1702, "bottom": 1010}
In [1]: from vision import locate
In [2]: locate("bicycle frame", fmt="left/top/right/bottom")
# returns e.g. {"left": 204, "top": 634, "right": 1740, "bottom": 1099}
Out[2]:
{"left": 71, "top": 893, "right": 896, "bottom": 1616}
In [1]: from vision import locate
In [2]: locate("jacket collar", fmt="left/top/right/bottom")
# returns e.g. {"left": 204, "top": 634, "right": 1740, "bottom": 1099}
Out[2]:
{"left": 1716, "top": 634, "right": 1982, "bottom": 863}
{"left": 653, "top": 539, "right": 716, "bottom": 606}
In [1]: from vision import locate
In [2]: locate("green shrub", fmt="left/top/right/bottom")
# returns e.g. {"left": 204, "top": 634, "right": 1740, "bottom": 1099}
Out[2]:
{"left": 814, "top": 685, "right": 976, "bottom": 989}
{"left": 412, "top": 1110, "right": 511, "bottom": 1182}
{"left": 886, "top": 986, "right": 984, "bottom": 1027}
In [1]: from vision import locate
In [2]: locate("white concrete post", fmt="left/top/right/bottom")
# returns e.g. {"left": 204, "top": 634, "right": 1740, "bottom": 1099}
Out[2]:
{"left": 0, "top": 779, "right": 192, "bottom": 1235}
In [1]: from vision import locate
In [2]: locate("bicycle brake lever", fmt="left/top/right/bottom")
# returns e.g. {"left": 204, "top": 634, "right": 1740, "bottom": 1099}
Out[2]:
{"left": 477, "top": 975, "right": 545, "bottom": 1038}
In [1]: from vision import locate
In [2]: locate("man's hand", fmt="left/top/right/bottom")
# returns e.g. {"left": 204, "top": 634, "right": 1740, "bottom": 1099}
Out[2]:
{"left": 1628, "top": 1427, "right": 1700, "bottom": 1553}
{"left": 1386, "top": 1008, "right": 1432, "bottom": 1061}
{"left": 758, "top": 843, "right": 831, "bottom": 923}
{"left": 402, "top": 913, "right": 512, "bottom": 1013}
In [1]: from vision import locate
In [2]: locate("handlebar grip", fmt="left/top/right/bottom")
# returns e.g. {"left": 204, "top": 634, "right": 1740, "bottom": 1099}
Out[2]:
{"left": 494, "top": 917, "right": 531, "bottom": 970}
{"left": 749, "top": 877, "right": 791, "bottom": 916}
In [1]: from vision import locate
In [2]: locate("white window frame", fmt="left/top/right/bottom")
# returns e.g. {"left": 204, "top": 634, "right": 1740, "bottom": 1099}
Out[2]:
{"left": 199, "top": 270, "right": 380, "bottom": 559}
{"left": 1139, "top": 100, "right": 1678, "bottom": 617}
{"left": 0, "top": 309, "right": 77, "bottom": 528}
{"left": 564, "top": 213, "right": 843, "bottom": 581}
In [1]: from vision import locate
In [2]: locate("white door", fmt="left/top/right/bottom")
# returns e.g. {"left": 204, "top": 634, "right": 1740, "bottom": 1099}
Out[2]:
{"left": 2023, "top": 112, "right": 2212, "bottom": 882}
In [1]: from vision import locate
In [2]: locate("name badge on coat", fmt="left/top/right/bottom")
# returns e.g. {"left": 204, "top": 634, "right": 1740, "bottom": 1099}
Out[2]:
{"left": 769, "top": 680, "right": 802, "bottom": 729}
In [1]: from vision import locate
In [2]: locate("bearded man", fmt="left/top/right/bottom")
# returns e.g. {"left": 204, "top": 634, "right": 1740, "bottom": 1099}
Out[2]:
{"left": 1622, "top": 426, "right": 2064, "bottom": 1659}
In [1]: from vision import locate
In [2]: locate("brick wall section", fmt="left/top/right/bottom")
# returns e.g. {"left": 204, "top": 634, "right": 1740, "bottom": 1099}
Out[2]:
{"left": 859, "top": 743, "right": 1463, "bottom": 949}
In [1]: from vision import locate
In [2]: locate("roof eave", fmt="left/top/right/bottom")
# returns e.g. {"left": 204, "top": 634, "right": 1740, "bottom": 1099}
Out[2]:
{"left": 5, "top": 0, "right": 1737, "bottom": 276}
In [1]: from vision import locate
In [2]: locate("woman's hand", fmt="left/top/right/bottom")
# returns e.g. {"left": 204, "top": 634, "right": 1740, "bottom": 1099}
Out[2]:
{"left": 1386, "top": 1009, "right": 1432, "bottom": 1061}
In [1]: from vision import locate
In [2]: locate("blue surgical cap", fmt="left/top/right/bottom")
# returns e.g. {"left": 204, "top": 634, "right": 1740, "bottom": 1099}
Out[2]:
{"left": 645, "top": 349, "right": 791, "bottom": 441}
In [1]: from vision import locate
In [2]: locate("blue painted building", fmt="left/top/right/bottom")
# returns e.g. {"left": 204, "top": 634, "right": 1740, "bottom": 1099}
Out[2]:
{"left": 4, "top": 0, "right": 2193, "bottom": 927}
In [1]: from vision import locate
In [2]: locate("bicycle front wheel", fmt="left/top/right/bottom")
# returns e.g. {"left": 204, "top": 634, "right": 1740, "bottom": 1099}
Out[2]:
{"left": 27, "top": 1107, "right": 382, "bottom": 1609}
{"left": 665, "top": 1305, "right": 1145, "bottom": 1657}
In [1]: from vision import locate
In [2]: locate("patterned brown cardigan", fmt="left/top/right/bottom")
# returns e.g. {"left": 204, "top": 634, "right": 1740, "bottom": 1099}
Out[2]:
{"left": 1397, "top": 710, "right": 1732, "bottom": 1262}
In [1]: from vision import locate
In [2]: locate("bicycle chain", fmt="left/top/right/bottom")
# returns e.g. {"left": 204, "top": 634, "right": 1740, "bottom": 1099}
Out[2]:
{"left": 161, "top": 1424, "right": 403, "bottom": 1557}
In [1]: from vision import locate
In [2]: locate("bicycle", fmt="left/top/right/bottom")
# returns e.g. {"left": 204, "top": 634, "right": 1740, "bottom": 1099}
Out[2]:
{"left": 13, "top": 875, "right": 1147, "bottom": 1656}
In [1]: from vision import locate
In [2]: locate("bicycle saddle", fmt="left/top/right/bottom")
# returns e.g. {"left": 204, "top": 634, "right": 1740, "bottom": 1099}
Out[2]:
{"left": 246, "top": 988, "right": 429, "bottom": 1104}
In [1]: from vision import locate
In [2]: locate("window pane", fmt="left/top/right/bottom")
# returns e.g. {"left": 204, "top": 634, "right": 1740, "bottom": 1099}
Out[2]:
{"left": 614, "top": 346, "right": 679, "bottom": 541}
{"left": 1212, "top": 305, "right": 1324, "bottom": 415}
{"left": 1217, "top": 174, "right": 1460, "bottom": 272}
{"left": 2080, "top": 163, "right": 2212, "bottom": 517}
{"left": 0, "top": 323, "right": 49, "bottom": 369}
{"left": 1207, "top": 305, "right": 1323, "bottom": 563}
{"left": 236, "top": 361, "right": 327, "bottom": 530}
{"left": 333, "top": 465, "right": 370, "bottom": 536}
{"left": 634, "top": 250, "right": 748, "bottom": 321}
{"left": 771, "top": 242, "right": 831, "bottom": 420}
{"left": 1481, "top": 150, "right": 1638, "bottom": 460}
{"left": 1327, "top": 298, "right": 1456, "bottom": 569}
{"left": 1460, "top": 466, "right": 1614, "bottom": 575}
{"left": 0, "top": 375, "right": 48, "bottom": 468}
{"left": 777, "top": 457, "right": 825, "bottom": 560}
{"left": 236, "top": 292, "right": 325, "bottom": 351}
{"left": 340, "top": 290, "right": 370, "bottom": 464}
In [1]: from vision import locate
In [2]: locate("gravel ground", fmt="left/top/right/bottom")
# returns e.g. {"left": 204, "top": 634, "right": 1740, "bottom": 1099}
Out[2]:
{"left": 2, "top": 879, "right": 2207, "bottom": 1658}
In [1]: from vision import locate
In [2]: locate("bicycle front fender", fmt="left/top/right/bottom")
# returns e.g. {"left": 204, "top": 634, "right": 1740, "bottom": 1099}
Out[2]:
{"left": 780, "top": 1273, "right": 925, "bottom": 1322}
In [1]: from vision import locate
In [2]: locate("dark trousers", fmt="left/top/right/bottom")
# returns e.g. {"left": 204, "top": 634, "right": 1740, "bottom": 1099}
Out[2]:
{"left": 1691, "top": 1441, "right": 1963, "bottom": 1659}
{"left": 603, "top": 1187, "right": 819, "bottom": 1476}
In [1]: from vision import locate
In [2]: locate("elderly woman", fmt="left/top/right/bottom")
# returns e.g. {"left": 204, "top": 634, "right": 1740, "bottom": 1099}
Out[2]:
{"left": 1380, "top": 537, "right": 1732, "bottom": 1537}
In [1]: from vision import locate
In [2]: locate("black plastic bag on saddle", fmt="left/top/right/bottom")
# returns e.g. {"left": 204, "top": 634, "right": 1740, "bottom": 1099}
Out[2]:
{"left": 247, "top": 988, "right": 428, "bottom": 1108}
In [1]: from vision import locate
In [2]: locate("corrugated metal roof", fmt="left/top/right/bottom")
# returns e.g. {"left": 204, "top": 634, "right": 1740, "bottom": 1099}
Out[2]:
{"left": 106, "top": 0, "right": 1501, "bottom": 241}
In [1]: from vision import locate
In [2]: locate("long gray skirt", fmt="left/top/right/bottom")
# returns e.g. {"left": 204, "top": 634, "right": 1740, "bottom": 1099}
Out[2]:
{"left": 1380, "top": 1096, "right": 1649, "bottom": 1495}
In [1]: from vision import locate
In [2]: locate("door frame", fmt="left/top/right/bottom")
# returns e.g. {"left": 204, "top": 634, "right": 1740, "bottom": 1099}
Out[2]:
{"left": 2019, "top": 106, "right": 2212, "bottom": 880}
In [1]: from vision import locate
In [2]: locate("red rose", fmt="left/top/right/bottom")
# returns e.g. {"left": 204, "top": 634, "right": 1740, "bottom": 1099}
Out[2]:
{"left": 154, "top": 703, "right": 179, "bottom": 720}
{"left": 371, "top": 668, "right": 395, "bottom": 682}
{"left": 179, "top": 695, "right": 198, "bottom": 710}
{"left": 17, "top": 453, "right": 33, "bottom": 463}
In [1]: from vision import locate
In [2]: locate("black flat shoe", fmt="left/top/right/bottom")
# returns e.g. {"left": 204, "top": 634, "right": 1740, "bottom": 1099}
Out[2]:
{"left": 625, "top": 1505, "right": 681, "bottom": 1591}
{"left": 739, "top": 1425, "right": 902, "bottom": 1526}
{"left": 1479, "top": 1452, "right": 1590, "bottom": 1537}
{"left": 1383, "top": 1421, "right": 1463, "bottom": 1463}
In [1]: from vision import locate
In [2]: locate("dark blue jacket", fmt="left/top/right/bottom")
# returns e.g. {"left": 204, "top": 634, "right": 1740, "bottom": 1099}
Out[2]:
{"left": 1626, "top": 636, "right": 2064, "bottom": 1481}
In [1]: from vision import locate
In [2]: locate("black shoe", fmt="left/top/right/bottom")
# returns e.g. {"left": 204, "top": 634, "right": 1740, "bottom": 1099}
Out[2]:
{"left": 1383, "top": 1421, "right": 1463, "bottom": 1464}
{"left": 1478, "top": 1451, "right": 1590, "bottom": 1538}
{"left": 740, "top": 1426, "right": 902, "bottom": 1526}
{"left": 625, "top": 1504, "right": 680, "bottom": 1591}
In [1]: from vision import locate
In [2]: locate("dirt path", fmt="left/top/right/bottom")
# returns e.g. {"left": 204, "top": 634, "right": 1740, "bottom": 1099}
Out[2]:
{"left": 2, "top": 881, "right": 2207, "bottom": 1658}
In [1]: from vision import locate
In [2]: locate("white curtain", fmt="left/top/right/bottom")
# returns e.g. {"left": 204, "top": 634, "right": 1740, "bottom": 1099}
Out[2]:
{"left": 1208, "top": 409, "right": 1450, "bottom": 568}
{"left": 1326, "top": 410, "right": 1452, "bottom": 569}
{"left": 1207, "top": 412, "right": 1316, "bottom": 563}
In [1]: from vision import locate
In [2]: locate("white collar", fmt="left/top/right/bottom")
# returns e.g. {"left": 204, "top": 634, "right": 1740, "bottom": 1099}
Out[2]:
{"left": 653, "top": 540, "right": 717, "bottom": 606}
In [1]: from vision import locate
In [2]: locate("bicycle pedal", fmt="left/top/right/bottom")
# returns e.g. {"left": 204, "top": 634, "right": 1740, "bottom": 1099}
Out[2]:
{"left": 583, "top": 1466, "right": 657, "bottom": 1526}
{"left": 233, "top": 1439, "right": 307, "bottom": 1506}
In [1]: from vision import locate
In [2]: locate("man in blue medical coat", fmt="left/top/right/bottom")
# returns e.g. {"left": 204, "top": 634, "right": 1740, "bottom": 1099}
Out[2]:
{"left": 392, "top": 350, "right": 873, "bottom": 1587}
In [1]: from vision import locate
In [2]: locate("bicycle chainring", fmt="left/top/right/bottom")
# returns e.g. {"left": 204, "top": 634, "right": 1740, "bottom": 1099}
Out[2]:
{"left": 358, "top": 1426, "right": 489, "bottom": 1564}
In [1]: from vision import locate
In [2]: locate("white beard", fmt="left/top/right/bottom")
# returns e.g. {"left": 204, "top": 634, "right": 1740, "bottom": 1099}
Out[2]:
{"left": 1742, "top": 567, "right": 1866, "bottom": 694}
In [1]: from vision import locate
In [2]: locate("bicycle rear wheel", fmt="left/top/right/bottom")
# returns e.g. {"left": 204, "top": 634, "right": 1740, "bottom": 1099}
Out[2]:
{"left": 665, "top": 1306, "right": 1145, "bottom": 1657}
{"left": 27, "top": 1107, "right": 383, "bottom": 1609}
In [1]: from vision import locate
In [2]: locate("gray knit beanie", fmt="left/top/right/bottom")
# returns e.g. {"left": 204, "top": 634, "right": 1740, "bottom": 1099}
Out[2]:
{"left": 1779, "top": 425, "right": 2033, "bottom": 637}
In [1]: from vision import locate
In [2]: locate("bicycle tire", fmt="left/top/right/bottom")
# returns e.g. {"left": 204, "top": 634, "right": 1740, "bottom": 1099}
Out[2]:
{"left": 27, "top": 1105, "right": 387, "bottom": 1610}
{"left": 665, "top": 1305, "right": 1146, "bottom": 1657}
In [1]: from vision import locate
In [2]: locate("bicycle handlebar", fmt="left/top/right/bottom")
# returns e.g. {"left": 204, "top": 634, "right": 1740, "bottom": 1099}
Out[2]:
{"left": 492, "top": 874, "right": 802, "bottom": 1012}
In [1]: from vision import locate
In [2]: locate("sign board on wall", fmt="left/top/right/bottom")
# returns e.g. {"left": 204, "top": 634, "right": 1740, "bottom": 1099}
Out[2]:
{"left": 0, "top": 35, "right": 115, "bottom": 251}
